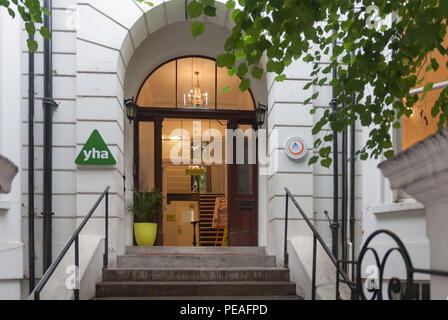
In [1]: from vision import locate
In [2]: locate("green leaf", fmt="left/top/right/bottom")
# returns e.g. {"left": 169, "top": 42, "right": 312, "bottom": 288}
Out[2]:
{"left": 204, "top": 5, "right": 216, "bottom": 17}
{"left": 27, "top": 38, "right": 38, "bottom": 52}
{"left": 308, "top": 156, "right": 318, "bottom": 165}
{"left": 188, "top": 1, "right": 203, "bottom": 19}
{"left": 239, "top": 77, "right": 250, "bottom": 92}
{"left": 226, "top": 0, "right": 236, "bottom": 10}
{"left": 7, "top": 8, "right": 15, "bottom": 18}
{"left": 190, "top": 21, "right": 205, "bottom": 38}
{"left": 266, "top": 60, "right": 284, "bottom": 74}
{"left": 319, "top": 146, "right": 331, "bottom": 158}
{"left": 384, "top": 150, "right": 395, "bottom": 159}
{"left": 321, "top": 158, "right": 332, "bottom": 168}
{"left": 216, "top": 53, "right": 235, "bottom": 67}
{"left": 275, "top": 74, "right": 286, "bottom": 82}
{"left": 41, "top": 7, "right": 51, "bottom": 16}
{"left": 423, "top": 82, "right": 434, "bottom": 93}
{"left": 251, "top": 67, "right": 263, "bottom": 79}
{"left": 39, "top": 26, "right": 51, "bottom": 39}
{"left": 222, "top": 86, "right": 231, "bottom": 93}
{"left": 237, "top": 63, "right": 249, "bottom": 78}
{"left": 323, "top": 134, "right": 333, "bottom": 142}
{"left": 25, "top": 23, "right": 35, "bottom": 36}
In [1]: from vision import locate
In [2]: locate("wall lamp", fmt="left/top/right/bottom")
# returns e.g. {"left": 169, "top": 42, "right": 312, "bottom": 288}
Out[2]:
{"left": 124, "top": 97, "right": 138, "bottom": 123}
{"left": 255, "top": 102, "right": 268, "bottom": 129}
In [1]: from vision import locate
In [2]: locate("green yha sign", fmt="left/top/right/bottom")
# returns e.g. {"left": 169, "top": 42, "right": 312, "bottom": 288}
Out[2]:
{"left": 75, "top": 129, "right": 116, "bottom": 165}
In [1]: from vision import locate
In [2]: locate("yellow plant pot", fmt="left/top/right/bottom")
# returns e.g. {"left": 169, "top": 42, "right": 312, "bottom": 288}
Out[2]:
{"left": 134, "top": 223, "right": 157, "bottom": 246}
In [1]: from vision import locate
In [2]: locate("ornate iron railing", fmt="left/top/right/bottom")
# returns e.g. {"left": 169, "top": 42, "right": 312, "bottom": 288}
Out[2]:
{"left": 284, "top": 187, "right": 448, "bottom": 300}
{"left": 356, "top": 229, "right": 448, "bottom": 300}
{"left": 33, "top": 186, "right": 110, "bottom": 300}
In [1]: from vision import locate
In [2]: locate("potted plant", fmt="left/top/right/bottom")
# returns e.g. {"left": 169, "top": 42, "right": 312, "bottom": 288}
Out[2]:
{"left": 127, "top": 188, "right": 163, "bottom": 246}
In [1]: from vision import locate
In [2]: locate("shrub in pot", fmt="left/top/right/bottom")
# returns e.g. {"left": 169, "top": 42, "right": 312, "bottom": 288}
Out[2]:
{"left": 127, "top": 188, "right": 163, "bottom": 246}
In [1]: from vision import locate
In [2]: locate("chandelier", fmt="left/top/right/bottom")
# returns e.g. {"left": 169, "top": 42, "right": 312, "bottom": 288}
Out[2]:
{"left": 184, "top": 71, "right": 208, "bottom": 108}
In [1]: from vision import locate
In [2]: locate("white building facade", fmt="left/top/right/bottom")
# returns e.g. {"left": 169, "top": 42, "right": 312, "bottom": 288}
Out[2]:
{"left": 0, "top": 0, "right": 441, "bottom": 300}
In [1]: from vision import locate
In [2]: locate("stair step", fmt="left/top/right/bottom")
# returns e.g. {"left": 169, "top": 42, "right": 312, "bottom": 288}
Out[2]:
{"left": 96, "top": 281, "right": 296, "bottom": 298}
{"left": 95, "top": 295, "right": 302, "bottom": 300}
{"left": 125, "top": 246, "right": 265, "bottom": 255}
{"left": 117, "top": 254, "right": 276, "bottom": 268}
{"left": 103, "top": 268, "right": 290, "bottom": 282}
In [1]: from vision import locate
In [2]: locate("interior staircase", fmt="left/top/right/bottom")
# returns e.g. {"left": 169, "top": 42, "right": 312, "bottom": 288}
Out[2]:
{"left": 95, "top": 246, "right": 301, "bottom": 300}
{"left": 198, "top": 194, "right": 224, "bottom": 246}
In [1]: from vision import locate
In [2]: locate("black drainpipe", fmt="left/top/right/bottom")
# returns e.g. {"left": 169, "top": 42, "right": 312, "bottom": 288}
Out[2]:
{"left": 28, "top": 32, "right": 35, "bottom": 292}
{"left": 349, "top": 94, "right": 356, "bottom": 281}
{"left": 42, "top": 0, "right": 57, "bottom": 273}
{"left": 341, "top": 103, "right": 348, "bottom": 272}
{"left": 330, "top": 40, "right": 340, "bottom": 259}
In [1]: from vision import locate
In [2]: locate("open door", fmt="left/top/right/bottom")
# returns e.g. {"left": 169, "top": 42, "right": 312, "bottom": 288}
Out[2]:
{"left": 227, "top": 122, "right": 258, "bottom": 246}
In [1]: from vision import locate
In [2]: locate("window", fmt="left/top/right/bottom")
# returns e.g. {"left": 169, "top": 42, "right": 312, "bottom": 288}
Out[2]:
{"left": 392, "top": 31, "right": 448, "bottom": 202}
{"left": 401, "top": 33, "right": 448, "bottom": 150}
{"left": 137, "top": 57, "right": 255, "bottom": 110}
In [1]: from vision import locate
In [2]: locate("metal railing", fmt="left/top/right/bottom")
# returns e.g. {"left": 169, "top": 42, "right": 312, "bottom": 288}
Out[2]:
{"left": 356, "top": 229, "right": 448, "bottom": 300}
{"left": 33, "top": 186, "right": 110, "bottom": 300}
{"left": 284, "top": 188, "right": 357, "bottom": 299}
{"left": 284, "top": 187, "right": 448, "bottom": 300}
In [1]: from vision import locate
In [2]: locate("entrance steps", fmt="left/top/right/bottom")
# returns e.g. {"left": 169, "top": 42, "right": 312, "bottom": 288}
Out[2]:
{"left": 95, "top": 246, "right": 301, "bottom": 300}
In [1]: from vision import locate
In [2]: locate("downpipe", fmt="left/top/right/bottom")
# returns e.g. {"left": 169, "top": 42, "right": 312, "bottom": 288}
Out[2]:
{"left": 28, "top": 32, "right": 35, "bottom": 293}
{"left": 349, "top": 95, "right": 356, "bottom": 282}
{"left": 42, "top": 0, "right": 58, "bottom": 273}
{"left": 330, "top": 40, "right": 340, "bottom": 259}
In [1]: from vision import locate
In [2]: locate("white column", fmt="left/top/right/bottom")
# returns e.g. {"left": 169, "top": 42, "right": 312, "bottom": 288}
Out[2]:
{"left": 379, "top": 128, "right": 448, "bottom": 299}
{"left": 0, "top": 9, "right": 24, "bottom": 299}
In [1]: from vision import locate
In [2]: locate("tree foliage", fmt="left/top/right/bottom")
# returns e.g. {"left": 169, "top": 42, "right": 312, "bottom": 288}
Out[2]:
{"left": 0, "top": 0, "right": 52, "bottom": 51}
{"left": 188, "top": 0, "right": 448, "bottom": 167}
{"left": 2, "top": 0, "right": 155, "bottom": 51}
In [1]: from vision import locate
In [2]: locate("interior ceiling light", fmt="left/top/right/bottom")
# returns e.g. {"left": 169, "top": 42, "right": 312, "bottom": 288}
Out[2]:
{"left": 184, "top": 71, "right": 208, "bottom": 108}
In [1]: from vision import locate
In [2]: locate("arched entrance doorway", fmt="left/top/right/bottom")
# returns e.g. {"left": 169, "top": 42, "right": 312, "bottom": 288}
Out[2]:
{"left": 134, "top": 56, "right": 259, "bottom": 247}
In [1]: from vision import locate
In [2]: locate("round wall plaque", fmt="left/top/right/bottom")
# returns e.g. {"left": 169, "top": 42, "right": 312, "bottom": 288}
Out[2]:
{"left": 285, "top": 137, "right": 307, "bottom": 160}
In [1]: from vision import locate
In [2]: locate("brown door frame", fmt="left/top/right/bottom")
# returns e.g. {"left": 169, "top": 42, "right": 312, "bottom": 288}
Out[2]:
{"left": 134, "top": 108, "right": 258, "bottom": 246}
{"left": 227, "top": 120, "right": 259, "bottom": 246}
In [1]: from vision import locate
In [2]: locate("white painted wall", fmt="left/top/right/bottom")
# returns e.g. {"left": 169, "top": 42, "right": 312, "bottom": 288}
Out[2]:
{"left": 361, "top": 130, "right": 430, "bottom": 285}
{"left": 265, "top": 50, "right": 364, "bottom": 265}
{"left": 0, "top": 8, "right": 24, "bottom": 299}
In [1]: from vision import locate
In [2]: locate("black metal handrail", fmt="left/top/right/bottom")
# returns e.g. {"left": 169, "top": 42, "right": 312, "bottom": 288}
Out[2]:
{"left": 285, "top": 187, "right": 448, "bottom": 300}
{"left": 284, "top": 188, "right": 357, "bottom": 299}
{"left": 33, "top": 186, "right": 110, "bottom": 300}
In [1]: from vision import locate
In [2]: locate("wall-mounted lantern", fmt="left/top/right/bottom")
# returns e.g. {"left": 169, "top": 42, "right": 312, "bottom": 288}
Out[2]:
{"left": 255, "top": 102, "right": 267, "bottom": 129}
{"left": 124, "top": 97, "right": 138, "bottom": 123}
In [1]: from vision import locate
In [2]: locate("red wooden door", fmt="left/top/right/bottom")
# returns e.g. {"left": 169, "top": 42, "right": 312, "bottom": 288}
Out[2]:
{"left": 227, "top": 121, "right": 258, "bottom": 246}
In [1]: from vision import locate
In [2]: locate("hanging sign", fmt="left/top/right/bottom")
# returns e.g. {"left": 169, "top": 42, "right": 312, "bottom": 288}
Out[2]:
{"left": 75, "top": 129, "right": 116, "bottom": 165}
{"left": 185, "top": 168, "right": 205, "bottom": 176}
{"left": 285, "top": 136, "right": 307, "bottom": 160}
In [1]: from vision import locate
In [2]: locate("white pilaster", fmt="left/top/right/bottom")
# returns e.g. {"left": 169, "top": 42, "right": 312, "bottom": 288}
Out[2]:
{"left": 379, "top": 127, "right": 448, "bottom": 299}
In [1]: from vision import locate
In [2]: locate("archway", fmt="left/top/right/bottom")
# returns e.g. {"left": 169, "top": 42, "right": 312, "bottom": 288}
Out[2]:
{"left": 75, "top": 0, "right": 267, "bottom": 251}
{"left": 134, "top": 56, "right": 259, "bottom": 246}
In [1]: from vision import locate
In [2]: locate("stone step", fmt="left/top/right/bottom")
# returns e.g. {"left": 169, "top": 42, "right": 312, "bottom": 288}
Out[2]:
{"left": 103, "top": 268, "right": 290, "bottom": 282}
{"left": 94, "top": 295, "right": 302, "bottom": 300}
{"left": 96, "top": 281, "right": 296, "bottom": 298}
{"left": 125, "top": 246, "right": 266, "bottom": 255}
{"left": 117, "top": 254, "right": 276, "bottom": 268}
